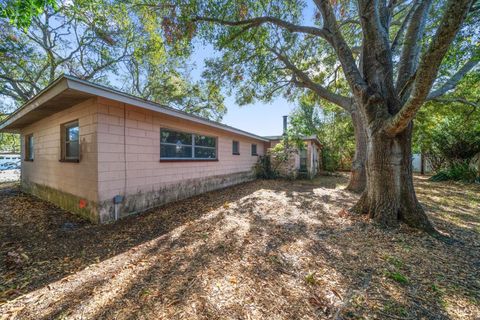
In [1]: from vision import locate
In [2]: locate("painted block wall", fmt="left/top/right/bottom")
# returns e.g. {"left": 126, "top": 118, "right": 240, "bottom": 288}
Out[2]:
{"left": 95, "top": 98, "right": 266, "bottom": 220}
{"left": 19, "top": 96, "right": 267, "bottom": 222}
{"left": 20, "top": 98, "right": 99, "bottom": 220}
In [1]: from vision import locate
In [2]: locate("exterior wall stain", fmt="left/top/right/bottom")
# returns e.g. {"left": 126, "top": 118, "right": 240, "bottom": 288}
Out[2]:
{"left": 98, "top": 170, "right": 255, "bottom": 223}
{"left": 22, "top": 181, "right": 99, "bottom": 223}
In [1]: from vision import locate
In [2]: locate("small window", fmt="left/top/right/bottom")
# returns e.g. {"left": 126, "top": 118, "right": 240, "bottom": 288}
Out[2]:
{"left": 25, "top": 134, "right": 34, "bottom": 161}
{"left": 0, "top": 157, "right": 4, "bottom": 160}
{"left": 160, "top": 128, "right": 217, "bottom": 160}
{"left": 232, "top": 141, "right": 240, "bottom": 155}
{"left": 251, "top": 144, "right": 257, "bottom": 156}
{"left": 61, "top": 120, "right": 79, "bottom": 161}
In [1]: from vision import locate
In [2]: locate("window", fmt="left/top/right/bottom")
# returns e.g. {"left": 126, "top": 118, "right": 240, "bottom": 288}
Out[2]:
{"left": 25, "top": 134, "right": 34, "bottom": 161}
{"left": 232, "top": 141, "right": 240, "bottom": 155}
{"left": 251, "top": 144, "right": 257, "bottom": 156}
{"left": 160, "top": 128, "right": 217, "bottom": 160}
{"left": 61, "top": 120, "right": 79, "bottom": 161}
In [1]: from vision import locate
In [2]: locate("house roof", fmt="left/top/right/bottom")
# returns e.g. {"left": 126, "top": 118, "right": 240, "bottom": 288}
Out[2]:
{"left": 264, "top": 135, "right": 322, "bottom": 147}
{"left": 0, "top": 75, "right": 269, "bottom": 142}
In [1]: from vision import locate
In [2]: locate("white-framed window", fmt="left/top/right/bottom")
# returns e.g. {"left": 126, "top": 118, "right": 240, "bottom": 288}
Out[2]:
{"left": 25, "top": 134, "right": 34, "bottom": 161}
{"left": 232, "top": 140, "right": 240, "bottom": 155}
{"left": 160, "top": 128, "right": 217, "bottom": 160}
{"left": 61, "top": 120, "right": 80, "bottom": 162}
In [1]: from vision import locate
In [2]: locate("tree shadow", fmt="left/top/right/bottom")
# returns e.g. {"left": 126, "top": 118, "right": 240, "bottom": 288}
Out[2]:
{"left": 0, "top": 176, "right": 478, "bottom": 319}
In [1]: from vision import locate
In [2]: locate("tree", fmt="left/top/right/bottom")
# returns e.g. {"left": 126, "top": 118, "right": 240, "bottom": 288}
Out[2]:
{"left": 0, "top": 0, "right": 56, "bottom": 29}
{"left": 0, "top": 0, "right": 226, "bottom": 120}
{"left": 153, "top": 0, "right": 479, "bottom": 231}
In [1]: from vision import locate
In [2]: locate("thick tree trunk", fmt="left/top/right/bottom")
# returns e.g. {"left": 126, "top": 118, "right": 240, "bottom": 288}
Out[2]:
{"left": 352, "top": 124, "right": 434, "bottom": 232}
{"left": 346, "top": 110, "right": 367, "bottom": 193}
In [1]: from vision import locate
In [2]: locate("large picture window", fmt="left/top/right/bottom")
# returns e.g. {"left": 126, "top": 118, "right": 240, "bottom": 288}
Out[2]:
{"left": 160, "top": 129, "right": 217, "bottom": 160}
{"left": 61, "top": 120, "right": 79, "bottom": 161}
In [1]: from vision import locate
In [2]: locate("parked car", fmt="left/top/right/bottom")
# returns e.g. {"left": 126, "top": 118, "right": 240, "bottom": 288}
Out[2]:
{"left": 0, "top": 161, "right": 20, "bottom": 170}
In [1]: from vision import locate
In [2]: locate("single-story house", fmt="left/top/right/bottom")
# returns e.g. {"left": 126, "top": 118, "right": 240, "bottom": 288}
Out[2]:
{"left": 0, "top": 75, "right": 320, "bottom": 223}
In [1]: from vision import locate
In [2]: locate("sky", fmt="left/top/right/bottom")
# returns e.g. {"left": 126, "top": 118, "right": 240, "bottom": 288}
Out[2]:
{"left": 185, "top": 0, "right": 320, "bottom": 137}
{"left": 187, "top": 42, "right": 296, "bottom": 137}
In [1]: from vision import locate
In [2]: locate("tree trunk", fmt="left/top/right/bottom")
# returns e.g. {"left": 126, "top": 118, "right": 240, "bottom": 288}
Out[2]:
{"left": 353, "top": 124, "right": 435, "bottom": 232}
{"left": 346, "top": 110, "right": 367, "bottom": 193}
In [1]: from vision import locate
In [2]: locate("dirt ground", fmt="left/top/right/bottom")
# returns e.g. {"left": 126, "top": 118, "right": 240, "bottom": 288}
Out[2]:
{"left": 0, "top": 174, "right": 479, "bottom": 320}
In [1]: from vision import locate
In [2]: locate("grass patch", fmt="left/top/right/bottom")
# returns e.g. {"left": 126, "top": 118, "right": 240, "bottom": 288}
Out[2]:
{"left": 305, "top": 273, "right": 317, "bottom": 286}
{"left": 385, "top": 271, "right": 409, "bottom": 284}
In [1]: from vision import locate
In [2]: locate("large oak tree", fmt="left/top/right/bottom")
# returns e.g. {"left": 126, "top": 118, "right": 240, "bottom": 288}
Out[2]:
{"left": 149, "top": 0, "right": 479, "bottom": 231}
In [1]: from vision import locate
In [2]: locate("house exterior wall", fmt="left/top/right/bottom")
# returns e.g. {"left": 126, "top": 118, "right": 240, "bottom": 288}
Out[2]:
{"left": 95, "top": 98, "right": 266, "bottom": 222}
{"left": 268, "top": 139, "right": 323, "bottom": 179}
{"left": 307, "top": 141, "right": 321, "bottom": 178}
{"left": 19, "top": 99, "right": 99, "bottom": 221}
{"left": 19, "top": 97, "right": 266, "bottom": 223}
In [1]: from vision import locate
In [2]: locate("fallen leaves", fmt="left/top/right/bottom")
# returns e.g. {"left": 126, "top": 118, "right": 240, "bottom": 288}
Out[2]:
{"left": 0, "top": 175, "right": 479, "bottom": 319}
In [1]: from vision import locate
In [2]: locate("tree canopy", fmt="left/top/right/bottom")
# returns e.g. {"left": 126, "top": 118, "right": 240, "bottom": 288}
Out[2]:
{"left": 0, "top": 0, "right": 225, "bottom": 120}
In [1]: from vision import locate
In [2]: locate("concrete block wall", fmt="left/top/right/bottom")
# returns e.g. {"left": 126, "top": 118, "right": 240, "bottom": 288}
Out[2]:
{"left": 19, "top": 97, "right": 267, "bottom": 223}
{"left": 95, "top": 98, "right": 266, "bottom": 222}
{"left": 20, "top": 98, "right": 99, "bottom": 220}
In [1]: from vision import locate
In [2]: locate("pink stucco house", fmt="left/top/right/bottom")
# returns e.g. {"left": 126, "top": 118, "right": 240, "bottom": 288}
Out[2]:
{"left": 0, "top": 75, "right": 321, "bottom": 223}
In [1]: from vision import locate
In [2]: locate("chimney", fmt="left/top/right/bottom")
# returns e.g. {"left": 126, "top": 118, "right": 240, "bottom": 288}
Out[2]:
{"left": 283, "top": 115, "right": 288, "bottom": 135}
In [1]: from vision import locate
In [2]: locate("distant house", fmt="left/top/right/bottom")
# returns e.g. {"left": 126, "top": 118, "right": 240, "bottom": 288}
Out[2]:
{"left": 266, "top": 136, "right": 322, "bottom": 179}
{"left": 0, "top": 76, "right": 321, "bottom": 223}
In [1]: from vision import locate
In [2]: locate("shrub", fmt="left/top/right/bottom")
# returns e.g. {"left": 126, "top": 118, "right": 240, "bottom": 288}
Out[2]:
{"left": 254, "top": 155, "right": 278, "bottom": 179}
{"left": 430, "top": 161, "right": 478, "bottom": 183}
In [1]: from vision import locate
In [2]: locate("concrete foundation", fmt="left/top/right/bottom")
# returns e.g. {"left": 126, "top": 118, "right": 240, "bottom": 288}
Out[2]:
{"left": 22, "top": 181, "right": 99, "bottom": 223}
{"left": 98, "top": 171, "right": 255, "bottom": 223}
{"left": 22, "top": 171, "right": 255, "bottom": 224}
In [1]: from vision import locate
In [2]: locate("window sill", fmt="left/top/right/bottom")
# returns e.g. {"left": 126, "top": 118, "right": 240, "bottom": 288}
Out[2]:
{"left": 59, "top": 159, "right": 80, "bottom": 163}
{"left": 251, "top": 154, "right": 258, "bottom": 156}
{"left": 24, "top": 159, "right": 34, "bottom": 162}
{"left": 232, "top": 153, "right": 240, "bottom": 155}
{"left": 159, "top": 159, "right": 218, "bottom": 162}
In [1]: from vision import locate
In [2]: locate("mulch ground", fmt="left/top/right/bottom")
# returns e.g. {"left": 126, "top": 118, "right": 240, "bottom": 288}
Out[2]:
{"left": 0, "top": 174, "right": 479, "bottom": 319}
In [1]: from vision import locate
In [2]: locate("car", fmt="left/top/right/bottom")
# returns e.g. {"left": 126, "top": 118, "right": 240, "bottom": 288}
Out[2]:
{"left": 0, "top": 162, "right": 20, "bottom": 170}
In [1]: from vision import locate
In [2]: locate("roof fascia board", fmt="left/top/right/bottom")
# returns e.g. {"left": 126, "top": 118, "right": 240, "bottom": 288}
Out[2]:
{"left": 65, "top": 77, "right": 268, "bottom": 142}
{"left": 0, "top": 78, "right": 69, "bottom": 132}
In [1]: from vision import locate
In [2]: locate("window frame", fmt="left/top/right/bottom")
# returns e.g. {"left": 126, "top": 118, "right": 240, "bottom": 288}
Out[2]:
{"left": 232, "top": 140, "right": 240, "bottom": 155}
{"left": 25, "top": 134, "right": 34, "bottom": 161}
{"left": 60, "top": 120, "right": 80, "bottom": 162}
{"left": 251, "top": 144, "right": 258, "bottom": 156}
{"left": 160, "top": 128, "right": 218, "bottom": 161}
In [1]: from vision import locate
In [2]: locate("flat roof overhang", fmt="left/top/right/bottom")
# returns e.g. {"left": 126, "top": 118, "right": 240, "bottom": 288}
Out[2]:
{"left": 0, "top": 75, "right": 269, "bottom": 142}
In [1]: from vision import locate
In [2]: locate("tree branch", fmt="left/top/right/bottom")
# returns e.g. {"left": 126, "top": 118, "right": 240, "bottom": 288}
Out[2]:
{"left": 384, "top": 0, "right": 474, "bottom": 135}
{"left": 268, "top": 47, "right": 353, "bottom": 111}
{"left": 427, "top": 56, "right": 479, "bottom": 100}
{"left": 390, "top": 0, "right": 418, "bottom": 54}
{"left": 313, "top": 0, "right": 368, "bottom": 97}
{"left": 431, "top": 97, "right": 480, "bottom": 109}
{"left": 395, "top": 0, "right": 433, "bottom": 95}
{"left": 193, "top": 16, "right": 329, "bottom": 39}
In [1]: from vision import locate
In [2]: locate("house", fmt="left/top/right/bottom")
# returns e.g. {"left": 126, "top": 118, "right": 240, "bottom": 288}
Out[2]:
{"left": 266, "top": 135, "right": 322, "bottom": 179}
{"left": 0, "top": 75, "right": 322, "bottom": 223}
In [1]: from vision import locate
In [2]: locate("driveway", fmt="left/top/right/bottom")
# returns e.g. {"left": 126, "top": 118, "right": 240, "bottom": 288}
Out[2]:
{"left": 0, "top": 175, "right": 479, "bottom": 319}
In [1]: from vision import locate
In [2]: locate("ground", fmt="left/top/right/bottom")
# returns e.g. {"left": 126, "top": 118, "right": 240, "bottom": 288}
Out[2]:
{"left": 0, "top": 170, "right": 20, "bottom": 183}
{"left": 0, "top": 175, "right": 479, "bottom": 320}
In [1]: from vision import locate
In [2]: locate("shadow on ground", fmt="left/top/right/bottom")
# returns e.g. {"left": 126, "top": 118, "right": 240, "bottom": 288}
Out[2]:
{"left": 0, "top": 174, "right": 479, "bottom": 319}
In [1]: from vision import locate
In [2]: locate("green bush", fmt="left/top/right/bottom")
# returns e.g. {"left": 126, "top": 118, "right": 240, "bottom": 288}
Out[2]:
{"left": 430, "top": 161, "right": 478, "bottom": 183}
{"left": 254, "top": 155, "right": 278, "bottom": 179}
